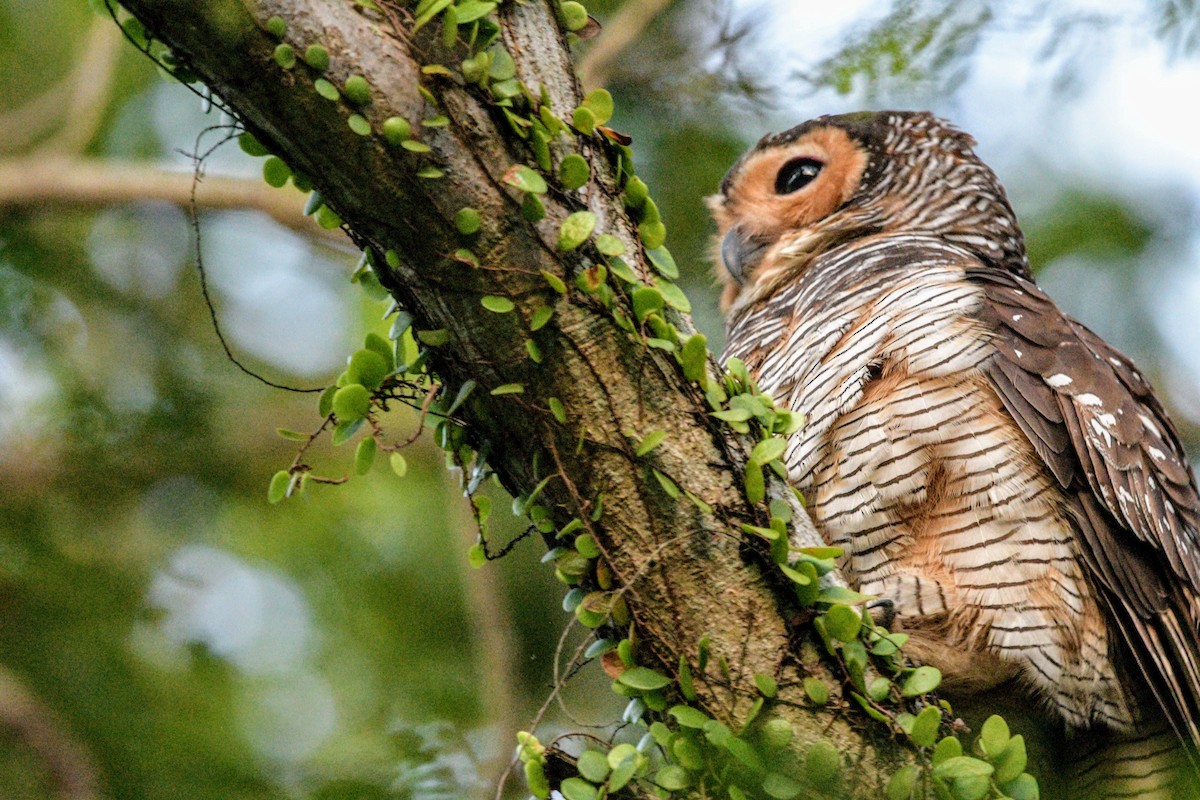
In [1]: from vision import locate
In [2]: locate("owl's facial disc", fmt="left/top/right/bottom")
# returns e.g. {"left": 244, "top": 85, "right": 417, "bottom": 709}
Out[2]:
{"left": 710, "top": 125, "right": 869, "bottom": 310}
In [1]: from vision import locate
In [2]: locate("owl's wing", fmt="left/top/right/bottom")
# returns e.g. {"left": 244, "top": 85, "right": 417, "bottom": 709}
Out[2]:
{"left": 968, "top": 265, "right": 1200, "bottom": 746}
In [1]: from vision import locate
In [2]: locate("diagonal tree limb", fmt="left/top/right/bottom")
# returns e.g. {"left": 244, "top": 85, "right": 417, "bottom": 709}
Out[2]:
{"left": 112, "top": 0, "right": 918, "bottom": 796}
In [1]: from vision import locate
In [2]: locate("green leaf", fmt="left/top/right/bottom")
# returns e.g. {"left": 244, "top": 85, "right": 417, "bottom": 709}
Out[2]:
{"left": 400, "top": 139, "right": 431, "bottom": 153}
{"left": 582, "top": 88, "right": 613, "bottom": 124}
{"left": 646, "top": 246, "right": 679, "bottom": 279}
{"left": 932, "top": 736, "right": 963, "bottom": 766}
{"left": 548, "top": 397, "right": 567, "bottom": 423}
{"left": 503, "top": 164, "right": 547, "bottom": 193}
{"left": 815, "top": 586, "right": 873, "bottom": 605}
{"left": 932, "top": 757, "right": 993, "bottom": 782}
{"left": 520, "top": 311, "right": 552, "bottom": 339}
{"left": 638, "top": 220, "right": 667, "bottom": 250}
{"left": 273, "top": 43, "right": 296, "bottom": 69}
{"left": 823, "top": 604, "right": 862, "bottom": 642}
{"left": 1000, "top": 772, "right": 1039, "bottom": 800}
{"left": 413, "top": 0, "right": 453, "bottom": 31}
{"left": 390, "top": 452, "right": 407, "bottom": 477}
{"left": 559, "top": 153, "right": 590, "bottom": 189}
{"left": 491, "top": 383, "right": 524, "bottom": 395}
{"left": 617, "top": 666, "right": 671, "bottom": 691}
{"left": 576, "top": 750, "right": 610, "bottom": 783}
{"left": 238, "top": 132, "right": 269, "bottom": 156}
{"left": 911, "top": 704, "right": 942, "bottom": 748}
{"left": 417, "top": 329, "right": 451, "bottom": 346}
{"left": 949, "top": 775, "right": 990, "bottom": 800}
{"left": 481, "top": 295, "right": 515, "bottom": 313}
{"left": 886, "top": 764, "right": 920, "bottom": 800}
{"left": 268, "top": 471, "right": 290, "bottom": 504}
{"left": 541, "top": 270, "right": 567, "bottom": 294}
{"left": 382, "top": 116, "right": 412, "bottom": 144}
{"left": 441, "top": 4, "right": 458, "bottom": 47}
{"left": 354, "top": 437, "right": 377, "bottom": 474}
{"left": 978, "top": 714, "right": 1010, "bottom": 758}
{"left": 655, "top": 278, "right": 691, "bottom": 312}
{"left": 467, "top": 543, "right": 487, "bottom": 568}
{"left": 524, "top": 759, "right": 549, "bottom": 800}
{"left": 608, "top": 256, "right": 638, "bottom": 283}
{"left": 993, "top": 735, "right": 1027, "bottom": 784}
{"left": 712, "top": 407, "right": 753, "bottom": 423}
{"left": 558, "top": 211, "right": 597, "bottom": 251}
{"left": 803, "top": 677, "right": 829, "bottom": 705}
{"left": 318, "top": 385, "right": 337, "bottom": 417}
{"left": 595, "top": 234, "right": 625, "bottom": 256}
{"left": 806, "top": 740, "right": 842, "bottom": 787}
{"left": 265, "top": 15, "right": 287, "bottom": 37}
{"left": 744, "top": 462, "right": 764, "bottom": 504}
{"left": 754, "top": 772, "right": 799, "bottom": 800}
{"left": 750, "top": 437, "right": 787, "bottom": 465}
{"left": 679, "top": 333, "right": 708, "bottom": 382}
{"left": 623, "top": 175, "right": 648, "bottom": 208}
{"left": 348, "top": 349, "right": 389, "bottom": 390}
{"left": 631, "top": 286, "right": 665, "bottom": 323}
{"left": 262, "top": 156, "right": 291, "bottom": 187}
{"left": 754, "top": 673, "right": 778, "bottom": 698}
{"left": 453, "top": 0, "right": 497, "bottom": 23}
{"left": 584, "top": 638, "right": 615, "bottom": 659}
{"left": 678, "top": 656, "right": 697, "bottom": 701}
{"left": 332, "top": 384, "right": 371, "bottom": 421}
{"left": 522, "top": 193, "right": 546, "bottom": 222}
{"left": 572, "top": 105, "right": 596, "bottom": 135}
{"left": 444, "top": 379, "right": 477, "bottom": 416}
{"left": 902, "top": 666, "right": 942, "bottom": 697}
{"left": 655, "top": 765, "right": 690, "bottom": 792}
{"left": 607, "top": 751, "right": 637, "bottom": 793}
{"left": 574, "top": 533, "right": 600, "bottom": 559}
{"left": 315, "top": 204, "right": 342, "bottom": 229}
{"left": 343, "top": 74, "right": 371, "bottom": 105}
{"left": 303, "top": 44, "right": 330, "bottom": 71}
{"left": 635, "top": 430, "right": 666, "bottom": 457}
{"left": 559, "top": 777, "right": 597, "bottom": 800}
{"left": 488, "top": 47, "right": 516, "bottom": 80}
{"left": 724, "top": 737, "right": 765, "bottom": 772}
{"left": 455, "top": 207, "right": 481, "bottom": 234}
{"left": 668, "top": 704, "right": 711, "bottom": 728}
{"left": 652, "top": 469, "right": 680, "bottom": 498}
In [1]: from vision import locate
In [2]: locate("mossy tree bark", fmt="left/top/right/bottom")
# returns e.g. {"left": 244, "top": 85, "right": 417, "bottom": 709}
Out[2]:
{"left": 115, "top": 0, "right": 929, "bottom": 796}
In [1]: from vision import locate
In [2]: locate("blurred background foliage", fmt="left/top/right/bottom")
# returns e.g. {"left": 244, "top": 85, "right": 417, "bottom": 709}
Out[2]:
{"left": 1, "top": 1, "right": 1198, "bottom": 798}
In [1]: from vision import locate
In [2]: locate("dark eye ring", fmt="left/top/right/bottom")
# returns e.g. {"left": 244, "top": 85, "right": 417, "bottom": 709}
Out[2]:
{"left": 775, "top": 157, "right": 823, "bottom": 195}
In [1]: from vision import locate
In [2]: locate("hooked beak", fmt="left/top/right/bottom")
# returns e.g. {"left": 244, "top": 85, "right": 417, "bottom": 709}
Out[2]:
{"left": 720, "top": 225, "right": 770, "bottom": 285}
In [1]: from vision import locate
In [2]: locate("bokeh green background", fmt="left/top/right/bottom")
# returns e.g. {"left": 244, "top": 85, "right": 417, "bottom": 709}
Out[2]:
{"left": 1, "top": 1, "right": 1198, "bottom": 798}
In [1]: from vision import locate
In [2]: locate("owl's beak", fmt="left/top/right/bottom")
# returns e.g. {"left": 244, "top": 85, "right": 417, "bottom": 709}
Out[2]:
{"left": 720, "top": 225, "right": 770, "bottom": 285}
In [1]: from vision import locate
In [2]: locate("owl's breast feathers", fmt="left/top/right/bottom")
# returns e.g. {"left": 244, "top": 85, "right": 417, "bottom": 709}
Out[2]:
{"left": 723, "top": 235, "right": 1200, "bottom": 744}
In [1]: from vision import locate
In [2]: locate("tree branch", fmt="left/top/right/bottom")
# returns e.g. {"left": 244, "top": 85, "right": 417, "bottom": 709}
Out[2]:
{"left": 0, "top": 156, "right": 346, "bottom": 242}
{"left": 114, "top": 0, "right": 908, "bottom": 796}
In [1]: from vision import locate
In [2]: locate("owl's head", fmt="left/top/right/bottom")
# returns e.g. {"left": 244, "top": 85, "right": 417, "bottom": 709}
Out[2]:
{"left": 709, "top": 111, "right": 1029, "bottom": 312}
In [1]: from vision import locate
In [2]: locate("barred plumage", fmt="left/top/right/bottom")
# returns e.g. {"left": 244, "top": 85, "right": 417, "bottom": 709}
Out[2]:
{"left": 713, "top": 111, "right": 1200, "bottom": 798}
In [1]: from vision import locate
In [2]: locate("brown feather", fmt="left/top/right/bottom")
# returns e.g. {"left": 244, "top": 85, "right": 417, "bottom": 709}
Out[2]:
{"left": 969, "top": 264, "right": 1200, "bottom": 752}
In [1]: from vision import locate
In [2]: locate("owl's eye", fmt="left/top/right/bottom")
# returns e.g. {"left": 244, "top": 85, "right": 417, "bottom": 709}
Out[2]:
{"left": 775, "top": 157, "right": 823, "bottom": 195}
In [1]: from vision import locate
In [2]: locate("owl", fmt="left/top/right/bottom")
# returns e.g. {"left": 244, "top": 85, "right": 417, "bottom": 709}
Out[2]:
{"left": 711, "top": 111, "right": 1200, "bottom": 798}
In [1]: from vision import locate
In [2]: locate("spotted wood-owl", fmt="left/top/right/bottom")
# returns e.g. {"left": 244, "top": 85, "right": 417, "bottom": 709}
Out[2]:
{"left": 712, "top": 111, "right": 1200, "bottom": 798}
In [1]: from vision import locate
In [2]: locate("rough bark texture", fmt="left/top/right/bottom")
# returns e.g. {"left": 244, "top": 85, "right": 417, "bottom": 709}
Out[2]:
{"left": 116, "top": 0, "right": 911, "bottom": 795}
